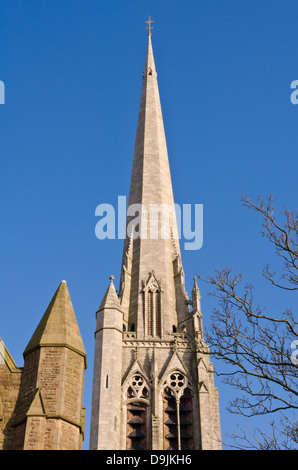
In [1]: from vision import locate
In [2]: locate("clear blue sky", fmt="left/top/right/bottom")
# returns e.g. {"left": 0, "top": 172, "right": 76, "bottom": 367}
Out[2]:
{"left": 1, "top": 0, "right": 297, "bottom": 450}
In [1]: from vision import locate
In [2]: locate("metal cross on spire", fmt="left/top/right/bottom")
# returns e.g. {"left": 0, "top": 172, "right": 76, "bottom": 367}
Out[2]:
{"left": 145, "top": 16, "right": 154, "bottom": 36}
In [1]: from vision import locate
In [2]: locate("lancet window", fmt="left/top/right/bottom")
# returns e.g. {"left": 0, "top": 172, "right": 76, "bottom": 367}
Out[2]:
{"left": 162, "top": 372, "right": 194, "bottom": 450}
{"left": 144, "top": 274, "right": 162, "bottom": 338}
{"left": 126, "top": 374, "right": 150, "bottom": 450}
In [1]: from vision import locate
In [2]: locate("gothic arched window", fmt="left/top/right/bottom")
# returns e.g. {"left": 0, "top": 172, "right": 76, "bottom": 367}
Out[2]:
{"left": 144, "top": 273, "right": 162, "bottom": 338}
{"left": 162, "top": 372, "right": 194, "bottom": 450}
{"left": 125, "top": 374, "right": 151, "bottom": 450}
{"left": 147, "top": 288, "right": 161, "bottom": 337}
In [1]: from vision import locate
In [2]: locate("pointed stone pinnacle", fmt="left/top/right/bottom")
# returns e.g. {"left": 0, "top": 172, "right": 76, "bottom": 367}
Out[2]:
{"left": 23, "top": 281, "right": 86, "bottom": 367}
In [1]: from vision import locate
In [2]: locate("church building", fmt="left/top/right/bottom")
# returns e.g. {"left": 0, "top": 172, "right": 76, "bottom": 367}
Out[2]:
{"left": 0, "top": 20, "right": 221, "bottom": 451}
{"left": 89, "top": 22, "right": 221, "bottom": 451}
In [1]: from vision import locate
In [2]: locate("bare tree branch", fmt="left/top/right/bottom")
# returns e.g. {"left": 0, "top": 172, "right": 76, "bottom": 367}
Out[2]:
{"left": 196, "top": 195, "right": 298, "bottom": 449}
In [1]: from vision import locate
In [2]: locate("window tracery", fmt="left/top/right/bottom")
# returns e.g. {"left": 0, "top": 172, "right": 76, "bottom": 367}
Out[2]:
{"left": 125, "top": 373, "right": 151, "bottom": 450}
{"left": 162, "top": 371, "right": 194, "bottom": 450}
{"left": 126, "top": 374, "right": 150, "bottom": 401}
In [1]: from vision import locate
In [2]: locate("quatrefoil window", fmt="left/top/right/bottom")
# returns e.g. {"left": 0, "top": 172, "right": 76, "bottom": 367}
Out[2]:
{"left": 163, "top": 371, "right": 189, "bottom": 401}
{"left": 169, "top": 373, "right": 185, "bottom": 390}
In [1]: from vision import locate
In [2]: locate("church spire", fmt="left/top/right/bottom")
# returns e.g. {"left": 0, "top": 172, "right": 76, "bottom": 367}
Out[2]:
{"left": 119, "top": 28, "right": 186, "bottom": 339}
{"left": 91, "top": 24, "right": 222, "bottom": 451}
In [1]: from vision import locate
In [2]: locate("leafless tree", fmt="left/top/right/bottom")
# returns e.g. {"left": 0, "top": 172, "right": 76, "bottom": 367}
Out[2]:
{"left": 197, "top": 195, "right": 298, "bottom": 449}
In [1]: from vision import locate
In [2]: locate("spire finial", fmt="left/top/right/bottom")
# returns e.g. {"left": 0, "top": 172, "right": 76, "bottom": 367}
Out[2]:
{"left": 145, "top": 16, "right": 154, "bottom": 36}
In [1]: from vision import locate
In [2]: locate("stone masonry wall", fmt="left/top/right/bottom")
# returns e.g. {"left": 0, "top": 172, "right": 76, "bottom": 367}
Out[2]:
{"left": 0, "top": 362, "right": 22, "bottom": 450}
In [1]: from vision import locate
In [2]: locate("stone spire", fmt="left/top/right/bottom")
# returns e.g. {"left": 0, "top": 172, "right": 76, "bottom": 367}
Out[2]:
{"left": 119, "top": 33, "right": 184, "bottom": 339}
{"left": 24, "top": 280, "right": 86, "bottom": 366}
{"left": 90, "top": 25, "right": 222, "bottom": 451}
